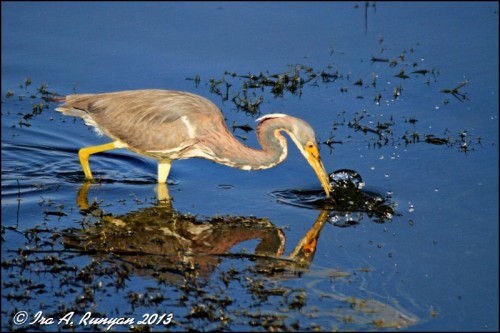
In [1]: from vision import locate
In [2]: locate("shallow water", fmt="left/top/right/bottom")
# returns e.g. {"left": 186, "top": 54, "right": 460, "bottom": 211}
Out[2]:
{"left": 2, "top": 2, "right": 498, "bottom": 331}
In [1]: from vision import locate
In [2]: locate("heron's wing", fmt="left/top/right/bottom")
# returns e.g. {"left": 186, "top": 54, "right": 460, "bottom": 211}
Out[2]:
{"left": 56, "top": 90, "right": 224, "bottom": 155}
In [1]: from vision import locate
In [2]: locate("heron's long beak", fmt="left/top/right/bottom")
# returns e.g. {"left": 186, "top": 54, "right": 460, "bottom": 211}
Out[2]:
{"left": 305, "top": 146, "right": 332, "bottom": 198}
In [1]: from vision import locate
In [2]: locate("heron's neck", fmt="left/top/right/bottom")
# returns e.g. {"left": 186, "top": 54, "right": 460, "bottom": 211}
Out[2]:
{"left": 208, "top": 117, "right": 291, "bottom": 171}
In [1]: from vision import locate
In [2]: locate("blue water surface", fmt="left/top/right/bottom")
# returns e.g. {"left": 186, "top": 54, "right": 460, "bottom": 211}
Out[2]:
{"left": 2, "top": 2, "right": 498, "bottom": 331}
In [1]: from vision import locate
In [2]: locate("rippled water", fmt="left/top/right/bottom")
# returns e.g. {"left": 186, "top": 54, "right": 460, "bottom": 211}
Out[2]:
{"left": 2, "top": 2, "right": 498, "bottom": 332}
{"left": 272, "top": 169, "right": 397, "bottom": 227}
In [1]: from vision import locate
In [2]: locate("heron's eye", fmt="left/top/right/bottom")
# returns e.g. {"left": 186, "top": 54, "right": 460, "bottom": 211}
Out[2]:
{"left": 305, "top": 142, "right": 319, "bottom": 157}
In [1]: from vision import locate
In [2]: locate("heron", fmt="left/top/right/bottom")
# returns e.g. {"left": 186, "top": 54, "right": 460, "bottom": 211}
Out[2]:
{"left": 55, "top": 89, "right": 332, "bottom": 197}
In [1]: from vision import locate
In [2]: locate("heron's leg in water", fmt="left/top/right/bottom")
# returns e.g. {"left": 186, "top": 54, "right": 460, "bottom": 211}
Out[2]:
{"left": 158, "top": 159, "right": 172, "bottom": 184}
{"left": 78, "top": 141, "right": 126, "bottom": 179}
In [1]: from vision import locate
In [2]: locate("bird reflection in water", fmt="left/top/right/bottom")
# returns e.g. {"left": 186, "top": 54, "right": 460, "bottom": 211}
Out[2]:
{"left": 66, "top": 182, "right": 328, "bottom": 279}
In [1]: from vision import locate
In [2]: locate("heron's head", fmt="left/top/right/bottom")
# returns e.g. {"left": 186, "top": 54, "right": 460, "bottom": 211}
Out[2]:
{"left": 259, "top": 114, "right": 332, "bottom": 198}
{"left": 289, "top": 118, "right": 333, "bottom": 198}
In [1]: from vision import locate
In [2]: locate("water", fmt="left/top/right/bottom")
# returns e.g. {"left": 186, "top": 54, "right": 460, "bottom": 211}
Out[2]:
{"left": 2, "top": 2, "right": 498, "bottom": 331}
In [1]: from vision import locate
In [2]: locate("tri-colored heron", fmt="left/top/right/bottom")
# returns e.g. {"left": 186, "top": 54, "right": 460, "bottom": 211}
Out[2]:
{"left": 55, "top": 89, "right": 332, "bottom": 197}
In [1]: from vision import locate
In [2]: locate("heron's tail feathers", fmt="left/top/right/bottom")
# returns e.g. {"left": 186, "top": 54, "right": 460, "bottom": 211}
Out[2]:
{"left": 54, "top": 105, "right": 87, "bottom": 117}
{"left": 54, "top": 94, "right": 94, "bottom": 117}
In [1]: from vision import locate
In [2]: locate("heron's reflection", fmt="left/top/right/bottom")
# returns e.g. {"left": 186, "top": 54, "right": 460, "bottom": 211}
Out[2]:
{"left": 67, "top": 182, "right": 328, "bottom": 279}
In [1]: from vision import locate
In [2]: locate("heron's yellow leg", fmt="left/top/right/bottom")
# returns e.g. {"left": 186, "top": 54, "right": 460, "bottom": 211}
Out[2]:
{"left": 79, "top": 141, "right": 125, "bottom": 179}
{"left": 158, "top": 159, "right": 172, "bottom": 183}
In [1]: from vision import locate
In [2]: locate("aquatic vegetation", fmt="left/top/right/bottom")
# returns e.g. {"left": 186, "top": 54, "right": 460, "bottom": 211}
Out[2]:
{"left": 5, "top": 81, "right": 59, "bottom": 128}
{"left": 183, "top": 35, "right": 477, "bottom": 155}
{"left": 440, "top": 80, "right": 469, "bottom": 102}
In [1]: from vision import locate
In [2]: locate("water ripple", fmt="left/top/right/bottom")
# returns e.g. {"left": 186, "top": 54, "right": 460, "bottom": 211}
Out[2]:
{"left": 1, "top": 141, "right": 178, "bottom": 191}
{"left": 271, "top": 169, "right": 398, "bottom": 225}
